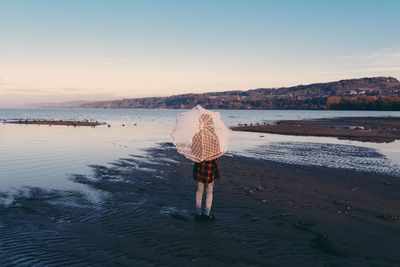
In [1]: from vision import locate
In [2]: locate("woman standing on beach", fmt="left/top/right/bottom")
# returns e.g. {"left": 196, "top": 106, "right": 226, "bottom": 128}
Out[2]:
{"left": 172, "top": 105, "right": 230, "bottom": 221}
{"left": 191, "top": 114, "right": 221, "bottom": 220}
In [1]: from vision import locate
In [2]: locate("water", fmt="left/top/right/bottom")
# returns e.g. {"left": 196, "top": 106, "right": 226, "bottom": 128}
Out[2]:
{"left": 1, "top": 108, "right": 400, "bottom": 193}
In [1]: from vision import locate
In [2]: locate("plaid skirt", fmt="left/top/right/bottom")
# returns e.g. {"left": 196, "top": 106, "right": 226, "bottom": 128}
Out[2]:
{"left": 193, "top": 159, "right": 220, "bottom": 184}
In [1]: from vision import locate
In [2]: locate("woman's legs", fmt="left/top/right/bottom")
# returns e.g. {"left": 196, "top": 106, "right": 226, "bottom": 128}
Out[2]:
{"left": 204, "top": 181, "right": 214, "bottom": 216}
{"left": 196, "top": 182, "right": 204, "bottom": 215}
{"left": 196, "top": 181, "right": 215, "bottom": 216}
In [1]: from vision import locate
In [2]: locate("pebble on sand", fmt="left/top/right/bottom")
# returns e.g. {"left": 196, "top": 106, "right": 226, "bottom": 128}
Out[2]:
{"left": 251, "top": 216, "right": 259, "bottom": 222}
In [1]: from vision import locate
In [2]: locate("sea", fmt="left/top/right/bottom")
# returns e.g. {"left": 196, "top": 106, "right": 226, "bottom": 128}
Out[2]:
{"left": 1, "top": 108, "right": 400, "bottom": 197}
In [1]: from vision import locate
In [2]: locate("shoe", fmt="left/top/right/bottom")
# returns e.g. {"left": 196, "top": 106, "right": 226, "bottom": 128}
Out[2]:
{"left": 202, "top": 213, "right": 215, "bottom": 221}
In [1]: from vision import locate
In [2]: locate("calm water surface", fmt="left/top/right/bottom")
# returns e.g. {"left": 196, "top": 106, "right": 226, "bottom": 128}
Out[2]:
{"left": 1, "top": 108, "right": 400, "bottom": 195}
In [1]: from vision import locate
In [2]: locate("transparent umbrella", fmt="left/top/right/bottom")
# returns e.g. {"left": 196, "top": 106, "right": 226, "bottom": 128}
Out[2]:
{"left": 171, "top": 105, "right": 231, "bottom": 162}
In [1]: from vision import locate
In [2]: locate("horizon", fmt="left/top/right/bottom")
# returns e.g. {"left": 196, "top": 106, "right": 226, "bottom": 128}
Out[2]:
{"left": 1, "top": 0, "right": 400, "bottom": 108}
{"left": 2, "top": 75, "right": 396, "bottom": 108}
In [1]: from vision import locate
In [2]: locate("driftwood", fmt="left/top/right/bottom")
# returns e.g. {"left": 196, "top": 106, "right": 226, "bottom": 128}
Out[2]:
{"left": 3, "top": 119, "right": 106, "bottom": 127}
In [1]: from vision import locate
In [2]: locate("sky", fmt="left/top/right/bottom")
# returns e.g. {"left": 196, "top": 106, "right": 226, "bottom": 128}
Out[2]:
{"left": 0, "top": 0, "right": 399, "bottom": 107}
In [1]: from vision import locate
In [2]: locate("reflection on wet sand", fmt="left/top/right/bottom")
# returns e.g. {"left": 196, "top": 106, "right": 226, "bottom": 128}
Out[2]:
{"left": 0, "top": 143, "right": 399, "bottom": 266}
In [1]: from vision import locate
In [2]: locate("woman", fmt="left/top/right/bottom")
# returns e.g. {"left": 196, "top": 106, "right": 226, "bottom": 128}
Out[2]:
{"left": 191, "top": 113, "right": 221, "bottom": 220}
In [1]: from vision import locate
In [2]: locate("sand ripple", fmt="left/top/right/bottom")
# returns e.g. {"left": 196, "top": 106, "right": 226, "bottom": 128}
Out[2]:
{"left": 247, "top": 142, "right": 400, "bottom": 177}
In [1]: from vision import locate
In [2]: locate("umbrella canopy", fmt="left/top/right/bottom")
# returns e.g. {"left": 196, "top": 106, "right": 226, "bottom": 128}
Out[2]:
{"left": 171, "top": 105, "right": 231, "bottom": 162}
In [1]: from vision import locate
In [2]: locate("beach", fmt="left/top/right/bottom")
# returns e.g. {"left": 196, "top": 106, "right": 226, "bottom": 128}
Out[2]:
{"left": 232, "top": 117, "right": 400, "bottom": 143}
{"left": 0, "top": 143, "right": 399, "bottom": 266}
{"left": 2, "top": 0, "right": 400, "bottom": 265}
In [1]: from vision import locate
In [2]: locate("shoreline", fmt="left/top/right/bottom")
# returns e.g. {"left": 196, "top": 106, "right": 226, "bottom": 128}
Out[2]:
{"left": 232, "top": 116, "right": 400, "bottom": 143}
{"left": 0, "top": 143, "right": 398, "bottom": 265}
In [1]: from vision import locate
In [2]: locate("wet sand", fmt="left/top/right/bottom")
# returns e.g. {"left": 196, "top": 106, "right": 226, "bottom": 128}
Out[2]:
{"left": 232, "top": 117, "right": 400, "bottom": 143}
{"left": 0, "top": 143, "right": 399, "bottom": 266}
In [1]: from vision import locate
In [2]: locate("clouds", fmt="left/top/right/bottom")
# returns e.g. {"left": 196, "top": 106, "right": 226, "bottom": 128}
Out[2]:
{"left": 351, "top": 48, "right": 400, "bottom": 74}
{"left": 361, "top": 48, "right": 400, "bottom": 66}
{"left": 0, "top": 90, "right": 118, "bottom": 108}
{"left": 88, "top": 58, "right": 129, "bottom": 68}
{"left": 3, "top": 87, "right": 96, "bottom": 94}
{"left": 0, "top": 84, "right": 120, "bottom": 107}
{"left": 6, "top": 88, "right": 46, "bottom": 93}
{"left": 334, "top": 49, "right": 400, "bottom": 66}
{"left": 58, "top": 87, "right": 91, "bottom": 92}
{"left": 0, "top": 78, "right": 10, "bottom": 86}
{"left": 310, "top": 47, "right": 400, "bottom": 77}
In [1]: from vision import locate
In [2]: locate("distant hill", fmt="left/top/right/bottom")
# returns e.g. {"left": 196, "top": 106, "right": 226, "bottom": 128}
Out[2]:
{"left": 52, "top": 77, "right": 400, "bottom": 110}
{"left": 30, "top": 100, "right": 92, "bottom": 108}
